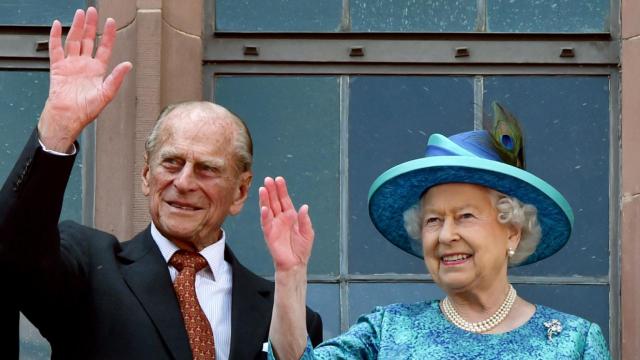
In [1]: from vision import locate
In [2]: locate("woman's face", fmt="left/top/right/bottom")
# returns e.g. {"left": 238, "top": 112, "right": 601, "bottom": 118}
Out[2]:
{"left": 420, "top": 183, "right": 521, "bottom": 294}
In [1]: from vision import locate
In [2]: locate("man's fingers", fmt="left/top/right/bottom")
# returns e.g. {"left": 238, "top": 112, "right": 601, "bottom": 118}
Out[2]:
{"left": 101, "top": 61, "right": 132, "bottom": 103}
{"left": 80, "top": 7, "right": 98, "bottom": 56}
{"left": 95, "top": 18, "right": 116, "bottom": 65}
{"left": 49, "top": 20, "right": 64, "bottom": 64}
{"left": 64, "top": 9, "right": 85, "bottom": 57}
{"left": 275, "top": 177, "right": 295, "bottom": 212}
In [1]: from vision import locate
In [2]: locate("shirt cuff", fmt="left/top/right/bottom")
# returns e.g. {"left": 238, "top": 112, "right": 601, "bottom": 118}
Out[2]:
{"left": 39, "top": 138, "right": 77, "bottom": 156}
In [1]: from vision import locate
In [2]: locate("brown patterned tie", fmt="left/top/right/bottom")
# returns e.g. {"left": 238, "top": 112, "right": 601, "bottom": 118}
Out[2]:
{"left": 170, "top": 250, "right": 216, "bottom": 360}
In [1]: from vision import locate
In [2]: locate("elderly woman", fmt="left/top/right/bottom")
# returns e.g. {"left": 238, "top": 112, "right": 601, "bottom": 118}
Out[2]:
{"left": 259, "top": 124, "right": 610, "bottom": 359}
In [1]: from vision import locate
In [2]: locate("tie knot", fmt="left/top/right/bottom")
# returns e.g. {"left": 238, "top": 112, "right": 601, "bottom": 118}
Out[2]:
{"left": 169, "top": 250, "right": 208, "bottom": 272}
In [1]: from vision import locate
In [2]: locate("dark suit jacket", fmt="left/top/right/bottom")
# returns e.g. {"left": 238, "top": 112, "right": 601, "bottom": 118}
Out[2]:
{"left": 0, "top": 130, "right": 322, "bottom": 359}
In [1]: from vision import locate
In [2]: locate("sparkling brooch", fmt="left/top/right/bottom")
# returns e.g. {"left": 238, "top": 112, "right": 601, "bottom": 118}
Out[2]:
{"left": 543, "top": 319, "right": 563, "bottom": 341}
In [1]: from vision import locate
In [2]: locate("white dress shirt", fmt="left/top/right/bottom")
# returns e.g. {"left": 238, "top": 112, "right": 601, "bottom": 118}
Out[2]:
{"left": 151, "top": 223, "right": 233, "bottom": 360}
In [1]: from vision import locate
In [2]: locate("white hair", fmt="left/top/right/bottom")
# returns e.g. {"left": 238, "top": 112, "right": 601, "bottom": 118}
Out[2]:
{"left": 403, "top": 188, "right": 542, "bottom": 266}
{"left": 145, "top": 101, "right": 253, "bottom": 173}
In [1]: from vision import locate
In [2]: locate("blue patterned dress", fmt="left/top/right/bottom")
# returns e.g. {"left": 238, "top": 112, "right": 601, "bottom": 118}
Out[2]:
{"left": 269, "top": 300, "right": 610, "bottom": 359}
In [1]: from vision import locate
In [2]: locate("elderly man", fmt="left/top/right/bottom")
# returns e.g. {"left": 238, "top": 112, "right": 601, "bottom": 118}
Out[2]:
{"left": 0, "top": 7, "right": 322, "bottom": 359}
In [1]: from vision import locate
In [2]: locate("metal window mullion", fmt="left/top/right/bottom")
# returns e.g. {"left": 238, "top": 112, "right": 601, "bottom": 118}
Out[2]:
{"left": 476, "top": 0, "right": 487, "bottom": 32}
{"left": 473, "top": 75, "right": 484, "bottom": 129}
{"left": 608, "top": 69, "right": 621, "bottom": 360}
{"left": 341, "top": 0, "right": 351, "bottom": 32}
{"left": 303, "top": 274, "right": 609, "bottom": 285}
{"left": 339, "top": 75, "right": 351, "bottom": 331}
{"left": 201, "top": 63, "right": 617, "bottom": 76}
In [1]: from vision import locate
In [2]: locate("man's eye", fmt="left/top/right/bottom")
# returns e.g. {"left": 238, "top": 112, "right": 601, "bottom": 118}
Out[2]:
{"left": 200, "top": 165, "right": 220, "bottom": 174}
{"left": 162, "top": 158, "right": 181, "bottom": 168}
{"left": 460, "top": 213, "right": 475, "bottom": 220}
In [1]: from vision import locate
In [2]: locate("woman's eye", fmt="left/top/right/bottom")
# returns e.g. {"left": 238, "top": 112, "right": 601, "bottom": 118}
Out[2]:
{"left": 460, "top": 213, "right": 475, "bottom": 220}
{"left": 424, "top": 217, "right": 440, "bottom": 226}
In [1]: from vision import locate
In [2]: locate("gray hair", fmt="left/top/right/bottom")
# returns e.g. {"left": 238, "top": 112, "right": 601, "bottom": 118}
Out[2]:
{"left": 403, "top": 189, "right": 542, "bottom": 266}
{"left": 144, "top": 101, "right": 253, "bottom": 173}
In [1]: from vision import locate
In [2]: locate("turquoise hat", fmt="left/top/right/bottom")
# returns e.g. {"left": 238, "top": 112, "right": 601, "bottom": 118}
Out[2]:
{"left": 367, "top": 130, "right": 574, "bottom": 266}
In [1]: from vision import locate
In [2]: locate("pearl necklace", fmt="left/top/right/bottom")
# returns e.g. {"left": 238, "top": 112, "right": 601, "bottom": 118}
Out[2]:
{"left": 441, "top": 285, "right": 517, "bottom": 333}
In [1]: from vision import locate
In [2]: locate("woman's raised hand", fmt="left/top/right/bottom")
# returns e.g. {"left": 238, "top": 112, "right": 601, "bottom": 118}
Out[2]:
{"left": 38, "top": 7, "right": 132, "bottom": 153}
{"left": 259, "top": 177, "right": 315, "bottom": 272}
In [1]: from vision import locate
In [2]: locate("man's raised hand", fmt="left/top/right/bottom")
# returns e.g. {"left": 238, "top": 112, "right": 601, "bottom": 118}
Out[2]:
{"left": 38, "top": 7, "right": 132, "bottom": 153}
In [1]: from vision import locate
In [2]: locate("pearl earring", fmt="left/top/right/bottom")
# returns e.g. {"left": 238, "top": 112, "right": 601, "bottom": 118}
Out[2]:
{"left": 507, "top": 248, "right": 515, "bottom": 257}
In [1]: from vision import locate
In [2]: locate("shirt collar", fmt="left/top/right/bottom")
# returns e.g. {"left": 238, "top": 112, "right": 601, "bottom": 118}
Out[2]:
{"left": 150, "top": 222, "right": 227, "bottom": 277}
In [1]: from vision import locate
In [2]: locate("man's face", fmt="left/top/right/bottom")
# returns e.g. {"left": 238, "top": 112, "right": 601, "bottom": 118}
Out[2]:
{"left": 141, "top": 109, "right": 252, "bottom": 250}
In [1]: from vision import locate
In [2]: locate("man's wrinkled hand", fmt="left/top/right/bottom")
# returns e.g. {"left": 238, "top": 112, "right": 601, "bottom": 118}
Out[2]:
{"left": 38, "top": 7, "right": 132, "bottom": 153}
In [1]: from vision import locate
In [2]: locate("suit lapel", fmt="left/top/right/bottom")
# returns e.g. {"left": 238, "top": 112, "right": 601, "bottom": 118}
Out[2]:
{"left": 226, "top": 247, "right": 274, "bottom": 360}
{"left": 118, "top": 228, "right": 191, "bottom": 360}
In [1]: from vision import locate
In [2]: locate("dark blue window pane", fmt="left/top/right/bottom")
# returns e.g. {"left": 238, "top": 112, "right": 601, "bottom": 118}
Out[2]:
{"left": 0, "top": 0, "right": 85, "bottom": 26}
{"left": 307, "top": 284, "right": 341, "bottom": 339}
{"left": 514, "top": 284, "right": 610, "bottom": 344}
{"left": 487, "top": 0, "right": 609, "bottom": 33}
{"left": 351, "top": 0, "right": 477, "bottom": 32}
{"left": 348, "top": 76, "right": 474, "bottom": 274}
{"left": 20, "top": 313, "right": 51, "bottom": 359}
{"left": 1, "top": 70, "right": 85, "bottom": 359}
{"left": 214, "top": 76, "right": 341, "bottom": 276}
{"left": 0, "top": 71, "right": 82, "bottom": 222}
{"left": 215, "top": 0, "right": 342, "bottom": 32}
{"left": 483, "top": 76, "right": 610, "bottom": 277}
{"left": 348, "top": 283, "right": 444, "bottom": 325}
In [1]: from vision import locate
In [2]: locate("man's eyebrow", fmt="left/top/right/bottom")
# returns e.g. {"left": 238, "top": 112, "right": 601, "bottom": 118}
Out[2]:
{"left": 198, "top": 158, "right": 226, "bottom": 168}
{"left": 158, "top": 149, "right": 180, "bottom": 159}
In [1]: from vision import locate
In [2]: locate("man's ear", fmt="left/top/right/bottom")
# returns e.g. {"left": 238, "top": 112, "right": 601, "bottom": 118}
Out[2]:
{"left": 229, "top": 171, "right": 253, "bottom": 216}
{"left": 141, "top": 154, "right": 150, "bottom": 196}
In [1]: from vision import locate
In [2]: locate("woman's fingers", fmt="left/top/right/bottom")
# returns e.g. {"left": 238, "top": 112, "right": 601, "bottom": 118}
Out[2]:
{"left": 298, "top": 204, "right": 314, "bottom": 240}
{"left": 275, "top": 176, "right": 295, "bottom": 212}
{"left": 264, "top": 177, "right": 282, "bottom": 215}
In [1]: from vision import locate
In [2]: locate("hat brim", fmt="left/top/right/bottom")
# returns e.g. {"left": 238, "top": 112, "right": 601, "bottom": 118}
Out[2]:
{"left": 368, "top": 156, "right": 574, "bottom": 266}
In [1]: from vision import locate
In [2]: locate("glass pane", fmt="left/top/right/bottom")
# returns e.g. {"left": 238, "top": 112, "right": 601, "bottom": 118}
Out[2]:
{"left": 483, "top": 76, "right": 610, "bottom": 277}
{"left": 215, "top": 0, "right": 342, "bottom": 32}
{"left": 351, "top": 0, "right": 477, "bottom": 32}
{"left": 0, "top": 0, "right": 86, "bottom": 26}
{"left": 514, "top": 284, "right": 610, "bottom": 344}
{"left": 348, "top": 76, "right": 474, "bottom": 274}
{"left": 1, "top": 70, "right": 85, "bottom": 359}
{"left": 0, "top": 71, "right": 83, "bottom": 223}
{"left": 307, "top": 284, "right": 341, "bottom": 339}
{"left": 348, "top": 282, "right": 444, "bottom": 325}
{"left": 214, "top": 75, "right": 341, "bottom": 276}
{"left": 487, "top": 0, "right": 610, "bottom": 33}
{"left": 20, "top": 313, "right": 51, "bottom": 359}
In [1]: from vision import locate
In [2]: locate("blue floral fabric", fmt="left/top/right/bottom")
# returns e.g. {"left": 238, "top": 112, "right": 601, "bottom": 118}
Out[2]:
{"left": 269, "top": 300, "right": 610, "bottom": 359}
